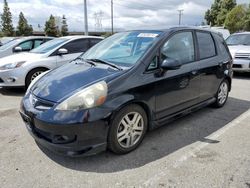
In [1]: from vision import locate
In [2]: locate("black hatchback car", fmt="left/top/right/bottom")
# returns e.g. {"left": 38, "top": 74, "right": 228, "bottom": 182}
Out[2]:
{"left": 20, "top": 27, "right": 233, "bottom": 156}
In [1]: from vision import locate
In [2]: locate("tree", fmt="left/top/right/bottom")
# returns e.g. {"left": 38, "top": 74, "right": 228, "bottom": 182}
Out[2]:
{"left": 16, "top": 12, "right": 33, "bottom": 36}
{"left": 205, "top": 0, "right": 236, "bottom": 26}
{"left": 61, "top": 15, "right": 68, "bottom": 36}
{"left": 225, "top": 5, "right": 246, "bottom": 33}
{"left": 1, "top": 0, "right": 14, "bottom": 36}
{"left": 244, "top": 5, "right": 250, "bottom": 31}
{"left": 44, "top": 15, "right": 58, "bottom": 37}
{"left": 217, "top": 0, "right": 236, "bottom": 25}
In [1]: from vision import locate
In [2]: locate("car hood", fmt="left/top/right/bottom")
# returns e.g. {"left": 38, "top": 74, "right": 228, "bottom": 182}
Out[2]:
{"left": 0, "top": 52, "right": 44, "bottom": 66}
{"left": 32, "top": 62, "right": 124, "bottom": 103}
{"left": 228, "top": 45, "right": 250, "bottom": 58}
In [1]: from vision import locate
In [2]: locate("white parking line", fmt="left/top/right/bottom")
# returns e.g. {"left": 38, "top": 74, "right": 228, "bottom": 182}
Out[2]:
{"left": 143, "top": 108, "right": 250, "bottom": 187}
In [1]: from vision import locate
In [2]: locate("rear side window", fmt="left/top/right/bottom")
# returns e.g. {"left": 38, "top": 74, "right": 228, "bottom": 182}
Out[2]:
{"left": 89, "top": 38, "right": 102, "bottom": 48}
{"left": 197, "top": 32, "right": 216, "bottom": 59}
{"left": 216, "top": 35, "right": 231, "bottom": 58}
{"left": 62, "top": 39, "right": 90, "bottom": 54}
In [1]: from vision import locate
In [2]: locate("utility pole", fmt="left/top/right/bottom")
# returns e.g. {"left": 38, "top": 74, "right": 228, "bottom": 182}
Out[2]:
{"left": 111, "top": 0, "right": 114, "bottom": 34}
{"left": 178, "top": 9, "right": 184, "bottom": 26}
{"left": 84, "top": 0, "right": 88, "bottom": 35}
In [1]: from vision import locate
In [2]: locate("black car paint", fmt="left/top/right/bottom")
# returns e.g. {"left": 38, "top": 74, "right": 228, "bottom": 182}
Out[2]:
{"left": 20, "top": 27, "right": 233, "bottom": 156}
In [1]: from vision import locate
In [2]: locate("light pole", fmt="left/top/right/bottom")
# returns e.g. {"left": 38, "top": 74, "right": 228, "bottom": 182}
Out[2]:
{"left": 111, "top": 0, "right": 114, "bottom": 34}
{"left": 84, "top": 0, "right": 88, "bottom": 35}
{"left": 178, "top": 9, "right": 184, "bottom": 26}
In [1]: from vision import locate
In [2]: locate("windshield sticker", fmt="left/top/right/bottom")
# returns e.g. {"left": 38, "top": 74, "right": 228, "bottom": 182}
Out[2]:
{"left": 137, "top": 33, "right": 159, "bottom": 38}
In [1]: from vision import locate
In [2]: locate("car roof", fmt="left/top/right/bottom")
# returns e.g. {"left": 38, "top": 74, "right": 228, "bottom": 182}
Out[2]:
{"left": 230, "top": 32, "right": 250, "bottom": 35}
{"left": 59, "top": 35, "right": 104, "bottom": 40}
{"left": 20, "top": 36, "right": 55, "bottom": 39}
{"left": 130, "top": 26, "right": 220, "bottom": 35}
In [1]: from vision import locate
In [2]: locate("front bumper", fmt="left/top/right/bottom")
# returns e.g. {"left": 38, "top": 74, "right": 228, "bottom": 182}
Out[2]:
{"left": 20, "top": 94, "right": 110, "bottom": 157}
{"left": 232, "top": 59, "right": 250, "bottom": 72}
{"left": 0, "top": 69, "right": 26, "bottom": 87}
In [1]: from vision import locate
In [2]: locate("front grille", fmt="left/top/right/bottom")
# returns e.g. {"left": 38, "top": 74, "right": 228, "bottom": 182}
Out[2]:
{"left": 235, "top": 53, "right": 250, "bottom": 59}
{"left": 233, "top": 64, "right": 242, "bottom": 68}
{"left": 30, "top": 94, "right": 54, "bottom": 111}
{"left": 0, "top": 78, "right": 4, "bottom": 83}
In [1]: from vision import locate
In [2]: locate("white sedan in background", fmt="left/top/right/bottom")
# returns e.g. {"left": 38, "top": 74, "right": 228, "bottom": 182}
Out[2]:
{"left": 0, "top": 36, "right": 54, "bottom": 58}
{"left": 226, "top": 32, "right": 250, "bottom": 72}
{"left": 0, "top": 35, "right": 103, "bottom": 88}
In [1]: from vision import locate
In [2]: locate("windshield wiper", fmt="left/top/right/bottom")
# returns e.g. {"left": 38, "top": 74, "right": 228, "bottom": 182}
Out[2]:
{"left": 87, "top": 58, "right": 123, "bottom": 71}
{"left": 74, "top": 57, "right": 96, "bottom": 67}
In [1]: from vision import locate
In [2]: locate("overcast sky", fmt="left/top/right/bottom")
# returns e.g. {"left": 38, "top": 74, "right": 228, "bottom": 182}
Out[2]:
{"left": 0, "top": 0, "right": 249, "bottom": 32}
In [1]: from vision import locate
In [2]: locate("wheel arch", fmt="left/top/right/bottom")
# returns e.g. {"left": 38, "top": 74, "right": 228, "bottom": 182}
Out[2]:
{"left": 25, "top": 67, "right": 50, "bottom": 86}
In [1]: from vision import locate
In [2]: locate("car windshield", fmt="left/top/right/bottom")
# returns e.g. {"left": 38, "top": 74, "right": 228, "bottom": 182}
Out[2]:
{"left": 226, "top": 34, "right": 250, "bottom": 46}
{"left": 81, "top": 31, "right": 162, "bottom": 67}
{"left": 0, "top": 39, "right": 20, "bottom": 50}
{"left": 30, "top": 38, "right": 68, "bottom": 54}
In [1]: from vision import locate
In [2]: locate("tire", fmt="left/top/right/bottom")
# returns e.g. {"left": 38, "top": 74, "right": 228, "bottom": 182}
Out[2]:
{"left": 108, "top": 104, "right": 148, "bottom": 154}
{"left": 25, "top": 68, "right": 48, "bottom": 88}
{"left": 213, "top": 79, "right": 229, "bottom": 108}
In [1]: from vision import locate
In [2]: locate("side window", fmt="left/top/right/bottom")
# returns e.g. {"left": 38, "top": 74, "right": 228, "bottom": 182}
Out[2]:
{"left": 161, "top": 32, "right": 195, "bottom": 65}
{"left": 89, "top": 38, "right": 102, "bottom": 48}
{"left": 62, "top": 39, "right": 90, "bottom": 54}
{"left": 147, "top": 56, "right": 159, "bottom": 71}
{"left": 197, "top": 32, "right": 216, "bottom": 59}
{"left": 217, "top": 35, "right": 231, "bottom": 57}
{"left": 34, "top": 40, "right": 44, "bottom": 48}
{"left": 18, "top": 40, "right": 33, "bottom": 51}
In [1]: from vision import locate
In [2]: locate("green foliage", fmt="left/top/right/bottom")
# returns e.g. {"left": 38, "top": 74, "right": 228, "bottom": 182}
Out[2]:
{"left": 225, "top": 5, "right": 246, "bottom": 33}
{"left": 44, "top": 15, "right": 59, "bottom": 37}
{"left": 244, "top": 4, "right": 250, "bottom": 31}
{"left": 16, "top": 12, "right": 33, "bottom": 36}
{"left": 61, "top": 15, "right": 68, "bottom": 36}
{"left": 205, "top": 0, "right": 236, "bottom": 26}
{"left": 1, "top": 0, "right": 14, "bottom": 36}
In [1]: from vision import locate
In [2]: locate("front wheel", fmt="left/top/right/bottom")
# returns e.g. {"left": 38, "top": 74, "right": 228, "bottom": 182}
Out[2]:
{"left": 25, "top": 68, "right": 47, "bottom": 88}
{"left": 108, "top": 104, "right": 148, "bottom": 154}
{"left": 213, "top": 80, "right": 229, "bottom": 108}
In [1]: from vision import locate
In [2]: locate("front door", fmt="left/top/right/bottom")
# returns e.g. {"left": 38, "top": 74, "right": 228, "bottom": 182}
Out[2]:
{"left": 154, "top": 31, "right": 200, "bottom": 120}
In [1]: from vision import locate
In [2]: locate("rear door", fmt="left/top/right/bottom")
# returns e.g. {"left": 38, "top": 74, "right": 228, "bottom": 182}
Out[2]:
{"left": 56, "top": 38, "right": 90, "bottom": 67}
{"left": 195, "top": 31, "right": 223, "bottom": 102}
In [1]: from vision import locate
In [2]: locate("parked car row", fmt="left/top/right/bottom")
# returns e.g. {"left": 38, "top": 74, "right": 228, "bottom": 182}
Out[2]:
{"left": 0, "top": 36, "right": 103, "bottom": 88}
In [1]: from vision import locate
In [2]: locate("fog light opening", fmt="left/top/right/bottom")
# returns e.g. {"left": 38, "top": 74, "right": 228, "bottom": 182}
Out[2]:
{"left": 7, "top": 77, "right": 16, "bottom": 83}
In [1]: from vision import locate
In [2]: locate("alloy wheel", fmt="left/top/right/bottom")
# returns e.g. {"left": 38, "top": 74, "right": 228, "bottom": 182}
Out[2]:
{"left": 117, "top": 112, "right": 144, "bottom": 148}
{"left": 218, "top": 82, "right": 228, "bottom": 105}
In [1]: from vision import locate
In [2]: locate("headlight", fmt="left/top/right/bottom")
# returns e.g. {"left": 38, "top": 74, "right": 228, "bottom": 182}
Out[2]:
{"left": 55, "top": 81, "right": 108, "bottom": 111}
{"left": 0, "top": 61, "right": 26, "bottom": 70}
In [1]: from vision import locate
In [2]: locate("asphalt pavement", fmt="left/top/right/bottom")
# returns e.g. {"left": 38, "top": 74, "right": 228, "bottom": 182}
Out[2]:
{"left": 0, "top": 74, "right": 250, "bottom": 188}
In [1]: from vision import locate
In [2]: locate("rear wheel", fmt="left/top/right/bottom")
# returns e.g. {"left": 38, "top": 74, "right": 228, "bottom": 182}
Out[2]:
{"left": 25, "top": 68, "right": 48, "bottom": 88}
{"left": 213, "top": 80, "right": 229, "bottom": 108}
{"left": 108, "top": 104, "right": 148, "bottom": 154}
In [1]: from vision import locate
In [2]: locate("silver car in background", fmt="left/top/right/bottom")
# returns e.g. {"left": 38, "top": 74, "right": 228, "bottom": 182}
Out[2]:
{"left": 0, "top": 35, "right": 103, "bottom": 88}
{"left": 226, "top": 32, "right": 250, "bottom": 72}
{"left": 0, "top": 36, "right": 54, "bottom": 59}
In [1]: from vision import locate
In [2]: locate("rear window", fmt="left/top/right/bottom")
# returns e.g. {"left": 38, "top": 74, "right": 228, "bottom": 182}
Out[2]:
{"left": 197, "top": 32, "right": 216, "bottom": 59}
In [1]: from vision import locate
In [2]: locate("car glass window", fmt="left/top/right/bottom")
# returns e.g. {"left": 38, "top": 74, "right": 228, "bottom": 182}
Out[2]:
{"left": 19, "top": 40, "right": 33, "bottom": 51}
{"left": 89, "top": 38, "right": 102, "bottom": 47}
{"left": 197, "top": 32, "right": 216, "bottom": 59}
{"left": 161, "top": 32, "right": 195, "bottom": 65}
{"left": 217, "top": 36, "right": 231, "bottom": 57}
{"left": 147, "top": 56, "right": 159, "bottom": 71}
{"left": 34, "top": 40, "right": 44, "bottom": 48}
{"left": 62, "top": 39, "right": 90, "bottom": 54}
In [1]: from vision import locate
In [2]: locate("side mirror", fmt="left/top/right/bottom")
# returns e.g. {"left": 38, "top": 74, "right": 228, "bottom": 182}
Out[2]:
{"left": 161, "top": 58, "right": 182, "bottom": 70}
{"left": 58, "top": 48, "right": 68, "bottom": 56}
{"left": 14, "top": 46, "right": 22, "bottom": 53}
